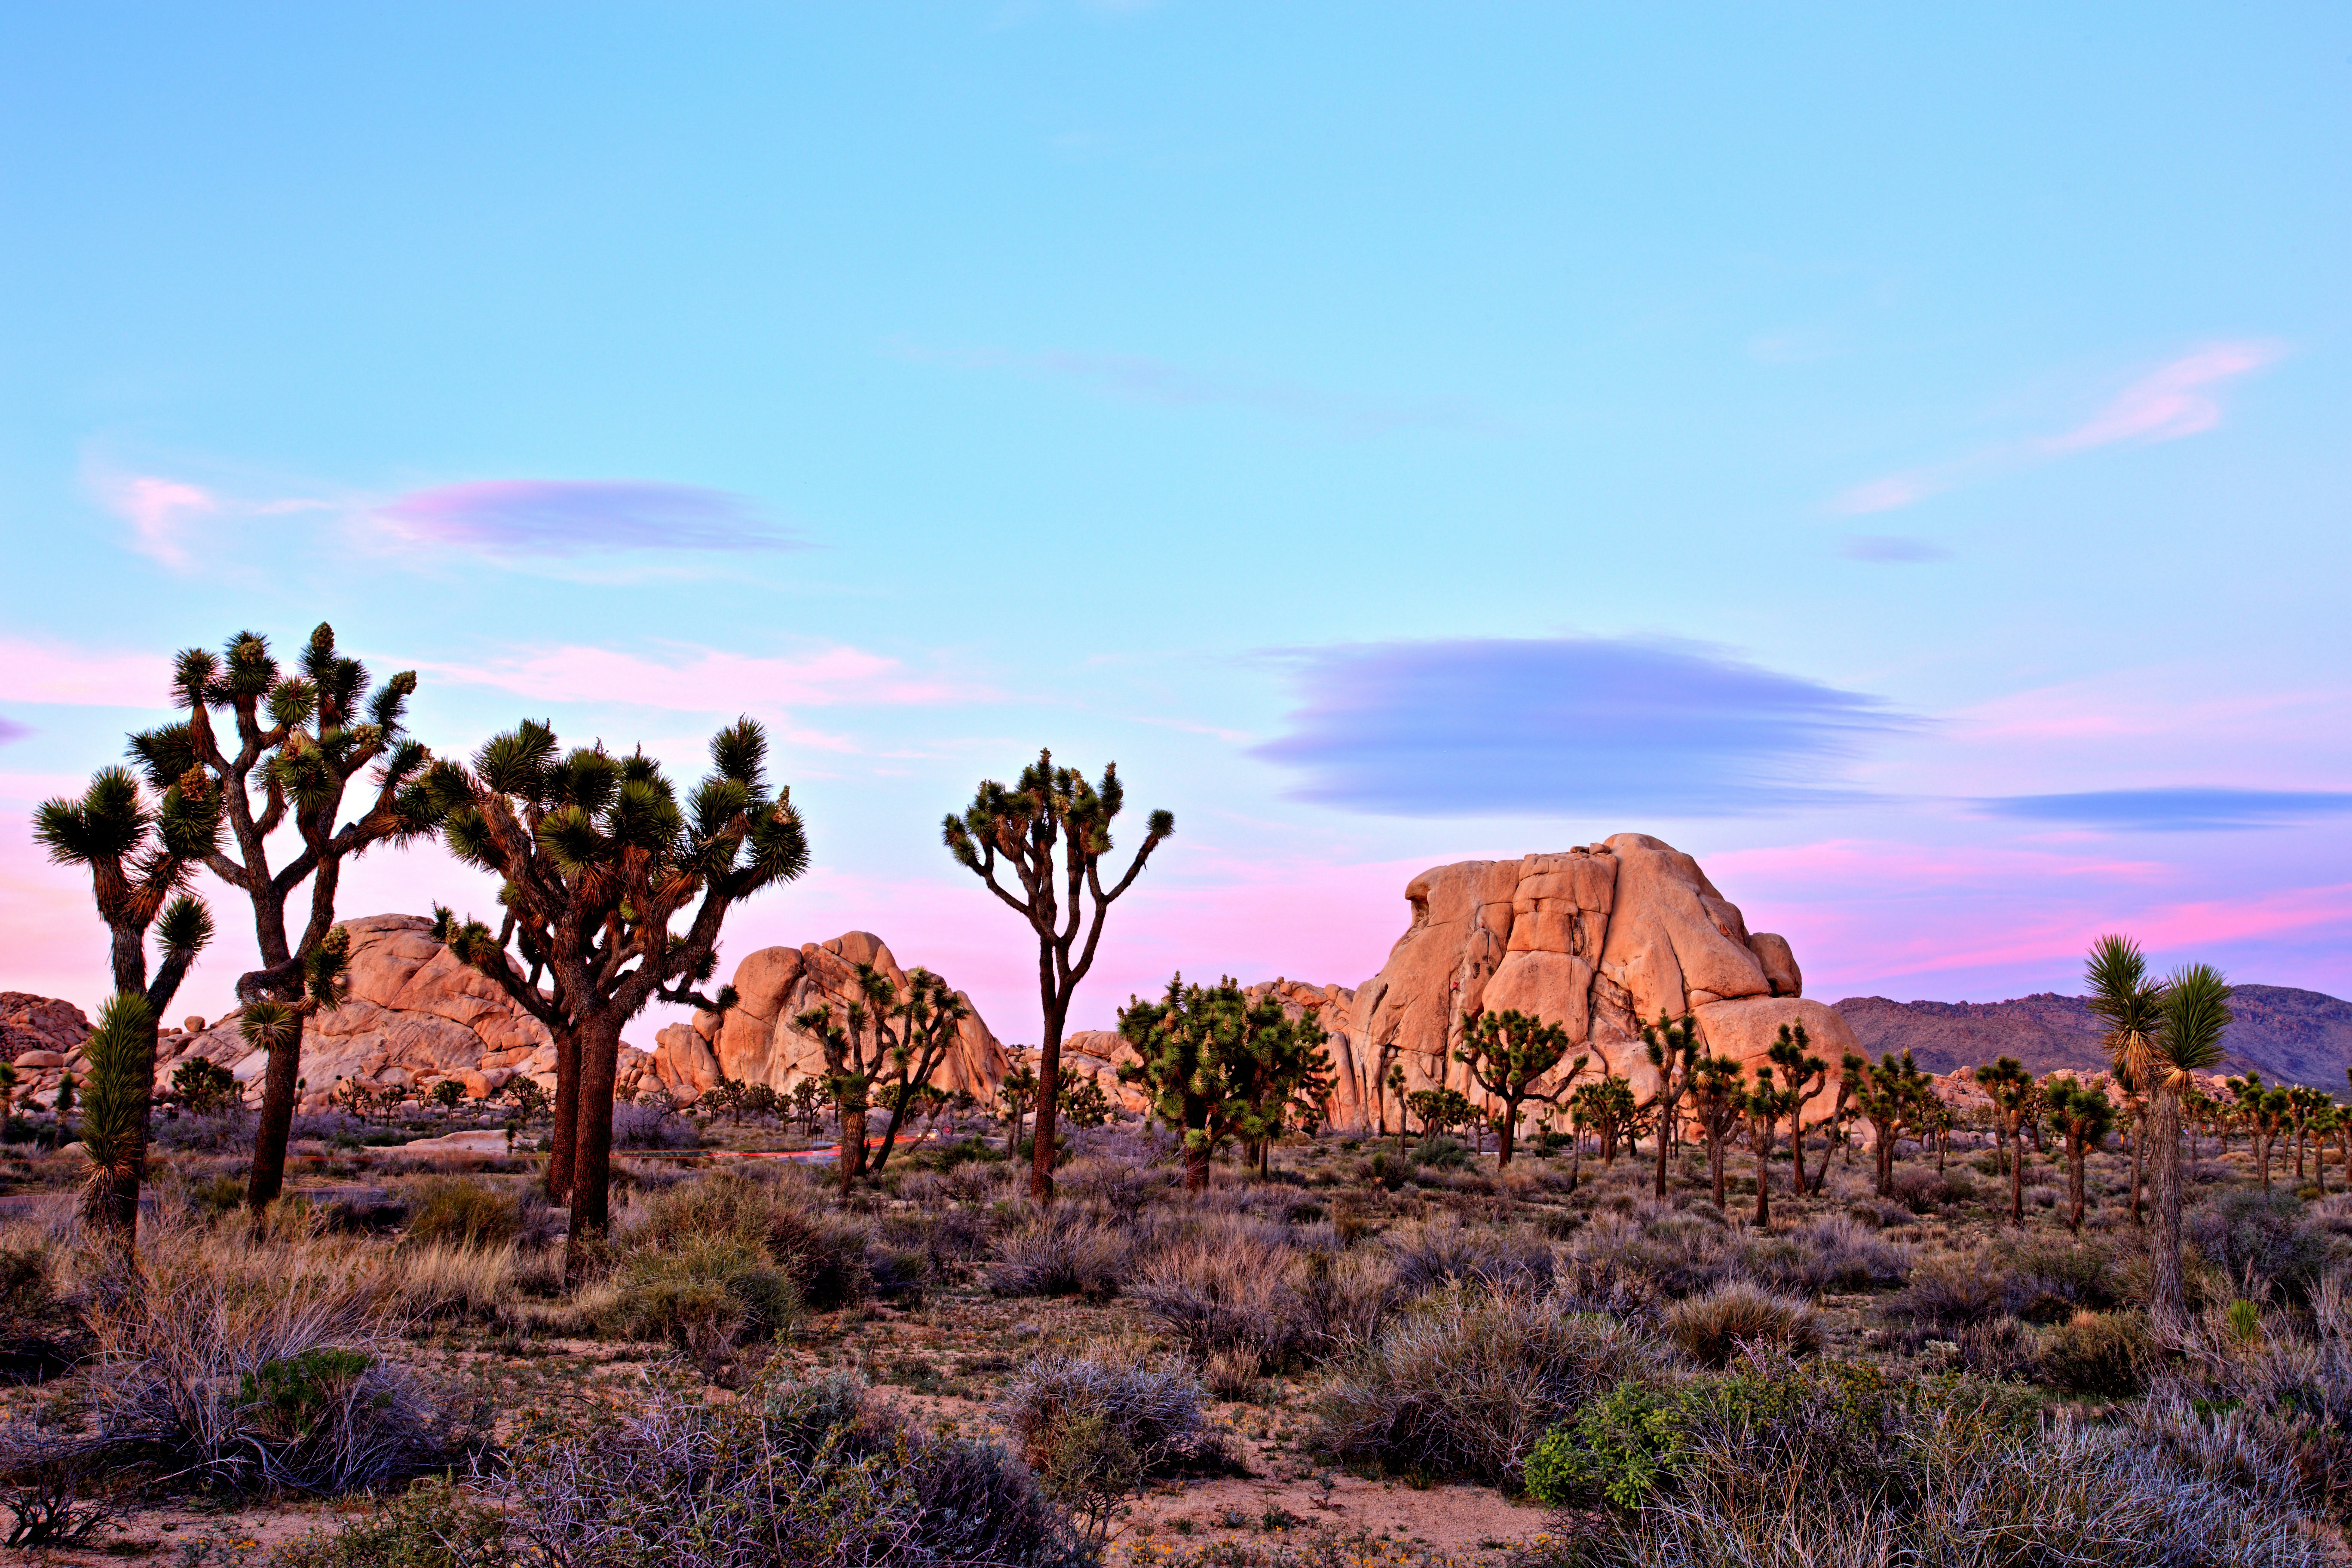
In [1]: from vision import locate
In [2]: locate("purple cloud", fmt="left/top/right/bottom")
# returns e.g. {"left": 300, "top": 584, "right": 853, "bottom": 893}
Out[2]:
{"left": 1978, "top": 787, "right": 2352, "bottom": 832}
{"left": 0, "top": 716, "right": 30, "bottom": 744}
{"left": 376, "top": 481, "right": 799, "bottom": 556}
{"left": 1255, "top": 637, "right": 1907, "bottom": 818}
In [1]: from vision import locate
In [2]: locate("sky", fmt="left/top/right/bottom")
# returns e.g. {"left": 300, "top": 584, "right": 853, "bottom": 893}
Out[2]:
{"left": 3, "top": 3, "right": 2349, "bottom": 1044}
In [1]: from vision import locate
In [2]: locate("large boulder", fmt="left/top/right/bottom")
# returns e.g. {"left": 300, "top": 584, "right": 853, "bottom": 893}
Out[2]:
{"left": 150, "top": 915, "right": 597, "bottom": 1112}
{"left": 1337, "top": 833, "right": 1850, "bottom": 1133}
{"left": 654, "top": 932, "right": 1009, "bottom": 1102}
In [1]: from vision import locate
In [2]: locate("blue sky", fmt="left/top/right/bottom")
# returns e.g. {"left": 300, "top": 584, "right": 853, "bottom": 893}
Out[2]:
{"left": 4, "top": 3, "right": 2349, "bottom": 1040}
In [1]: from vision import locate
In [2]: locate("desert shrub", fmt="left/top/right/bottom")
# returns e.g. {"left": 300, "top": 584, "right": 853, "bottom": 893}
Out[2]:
{"left": 61, "top": 1223, "right": 467, "bottom": 1492}
{"left": 1386, "top": 1215, "right": 1554, "bottom": 1296}
{"left": 2043, "top": 1311, "right": 2153, "bottom": 1397}
{"left": 1136, "top": 1221, "right": 1402, "bottom": 1372}
{"left": 2188, "top": 1189, "right": 2333, "bottom": 1302}
{"left": 1664, "top": 1283, "right": 1820, "bottom": 1367}
{"left": 601, "top": 1232, "right": 797, "bottom": 1373}
{"left": 1599, "top": 1398, "right": 2319, "bottom": 1567}
{"left": 1954, "top": 1315, "right": 2043, "bottom": 1382}
{"left": 289, "top": 1110, "right": 372, "bottom": 1146}
{"left": 1994, "top": 1234, "right": 2123, "bottom": 1322}
{"left": 1883, "top": 1252, "right": 2008, "bottom": 1337}
{"left": 148, "top": 1107, "right": 256, "bottom": 1152}
{"left": 989, "top": 1206, "right": 1130, "bottom": 1301}
{"left": 1742, "top": 1216, "right": 1909, "bottom": 1294}
{"left": 404, "top": 1177, "right": 521, "bottom": 1250}
{"left": 1566, "top": 1204, "right": 1734, "bottom": 1304}
{"left": 632, "top": 1172, "right": 878, "bottom": 1310}
{"left": 1412, "top": 1136, "right": 1471, "bottom": 1171}
{"left": 1891, "top": 1164, "right": 1956, "bottom": 1213}
{"left": 1312, "top": 1287, "right": 1654, "bottom": 1485}
{"left": 611, "top": 1099, "right": 698, "bottom": 1150}
{"left": 274, "top": 1476, "right": 511, "bottom": 1568}
{"left": 0, "top": 1239, "right": 82, "bottom": 1382}
{"left": 384, "top": 1242, "right": 546, "bottom": 1324}
{"left": 998, "top": 1349, "right": 1227, "bottom": 1482}
{"left": 505, "top": 1368, "right": 1087, "bottom": 1568}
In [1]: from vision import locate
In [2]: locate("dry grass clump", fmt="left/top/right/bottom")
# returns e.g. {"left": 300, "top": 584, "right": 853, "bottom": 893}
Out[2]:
{"left": 2040, "top": 1310, "right": 2154, "bottom": 1396}
{"left": 1385, "top": 1214, "right": 1555, "bottom": 1295}
{"left": 401, "top": 1175, "right": 524, "bottom": 1250}
{"left": 1313, "top": 1287, "right": 1654, "bottom": 1485}
{"left": 1133, "top": 1216, "right": 1403, "bottom": 1375}
{"left": 2186, "top": 1188, "right": 2335, "bottom": 1303}
{"left": 3, "top": 1216, "right": 471, "bottom": 1494}
{"left": 1663, "top": 1282, "right": 1820, "bottom": 1367}
{"left": 997, "top": 1348, "right": 1229, "bottom": 1481}
{"left": 989, "top": 1204, "right": 1132, "bottom": 1301}
{"left": 1740, "top": 1216, "right": 1910, "bottom": 1294}
{"left": 1565, "top": 1204, "right": 1736, "bottom": 1305}
{"left": 0, "top": 1231, "right": 84, "bottom": 1381}
{"left": 627, "top": 1169, "right": 890, "bottom": 1309}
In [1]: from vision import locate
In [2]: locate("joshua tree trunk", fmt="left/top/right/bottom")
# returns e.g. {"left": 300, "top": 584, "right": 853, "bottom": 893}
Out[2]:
{"left": 1709, "top": 1135, "right": 1726, "bottom": 1210}
{"left": 245, "top": 1034, "right": 303, "bottom": 1208}
{"left": 2066, "top": 1142, "right": 2086, "bottom": 1233}
{"left": 2151, "top": 1085, "right": 2189, "bottom": 1333}
{"left": 2130, "top": 1110, "right": 2145, "bottom": 1225}
{"left": 566, "top": 1015, "right": 624, "bottom": 1278}
{"left": 1754, "top": 1121, "right": 1776, "bottom": 1227}
{"left": 2007, "top": 1123, "right": 2024, "bottom": 1225}
{"left": 546, "top": 1026, "right": 579, "bottom": 1202}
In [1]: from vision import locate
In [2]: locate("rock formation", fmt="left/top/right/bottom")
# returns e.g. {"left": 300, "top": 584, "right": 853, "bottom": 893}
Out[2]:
{"left": 1328, "top": 833, "right": 1857, "bottom": 1133}
{"left": 651, "top": 931, "right": 1008, "bottom": 1105}
{"left": 151, "top": 915, "right": 659, "bottom": 1112}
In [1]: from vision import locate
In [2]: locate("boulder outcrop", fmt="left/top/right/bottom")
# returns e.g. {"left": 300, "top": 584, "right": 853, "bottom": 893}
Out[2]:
{"left": 1331, "top": 833, "right": 1856, "bottom": 1133}
{"left": 150, "top": 915, "right": 659, "bottom": 1112}
{"left": 652, "top": 932, "right": 1008, "bottom": 1104}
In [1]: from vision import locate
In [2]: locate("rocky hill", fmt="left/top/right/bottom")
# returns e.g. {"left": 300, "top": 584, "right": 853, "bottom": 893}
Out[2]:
{"left": 1834, "top": 984, "right": 2352, "bottom": 1087}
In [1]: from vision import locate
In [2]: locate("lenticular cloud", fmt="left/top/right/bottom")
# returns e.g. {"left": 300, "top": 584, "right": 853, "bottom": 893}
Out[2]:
{"left": 377, "top": 480, "right": 796, "bottom": 556}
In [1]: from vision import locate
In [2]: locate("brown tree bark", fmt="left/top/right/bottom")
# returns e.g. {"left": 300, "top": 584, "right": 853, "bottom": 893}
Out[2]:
{"left": 2151, "top": 1085, "right": 2189, "bottom": 1333}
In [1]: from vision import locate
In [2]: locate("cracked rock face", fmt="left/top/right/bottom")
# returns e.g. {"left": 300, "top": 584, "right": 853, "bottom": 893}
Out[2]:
{"left": 656, "top": 931, "right": 1008, "bottom": 1106}
{"left": 1326, "top": 833, "right": 1855, "bottom": 1133}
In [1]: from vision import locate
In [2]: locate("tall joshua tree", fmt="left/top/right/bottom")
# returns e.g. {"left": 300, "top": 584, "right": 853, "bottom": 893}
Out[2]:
{"left": 1769, "top": 1025, "right": 1827, "bottom": 1197}
{"left": 1458, "top": 1008, "right": 1581, "bottom": 1169}
{"left": 943, "top": 750, "right": 1173, "bottom": 1203}
{"left": 1642, "top": 1013, "right": 1699, "bottom": 1197}
{"left": 2045, "top": 1078, "right": 2114, "bottom": 1233}
{"left": 2152, "top": 962, "right": 2232, "bottom": 1332}
{"left": 1742, "top": 1062, "right": 1802, "bottom": 1227}
{"left": 425, "top": 717, "right": 808, "bottom": 1274}
{"left": 126, "top": 626, "right": 438, "bottom": 1208}
{"left": 1687, "top": 1050, "right": 1748, "bottom": 1210}
{"left": 1856, "top": 1050, "right": 1930, "bottom": 1199}
{"left": 35, "top": 761, "right": 220, "bottom": 1238}
{"left": 2086, "top": 934, "right": 2165, "bottom": 1226}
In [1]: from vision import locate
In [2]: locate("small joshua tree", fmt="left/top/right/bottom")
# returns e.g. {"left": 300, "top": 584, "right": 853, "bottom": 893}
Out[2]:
{"left": 943, "top": 750, "right": 1173, "bottom": 1203}
{"left": 1741, "top": 1063, "right": 1803, "bottom": 1227}
{"left": 77, "top": 993, "right": 158, "bottom": 1266}
{"left": 999, "top": 1056, "right": 1039, "bottom": 1152}
{"left": 1384, "top": 1061, "right": 1409, "bottom": 1152}
{"left": 2152, "top": 963, "right": 2232, "bottom": 1331}
{"left": 34, "top": 762, "right": 220, "bottom": 1235}
{"left": 1856, "top": 1049, "right": 1930, "bottom": 1198}
{"left": 1687, "top": 1050, "right": 1749, "bottom": 1210}
{"left": 2087, "top": 934, "right": 2165, "bottom": 1226}
{"left": 2045, "top": 1078, "right": 2115, "bottom": 1232}
{"left": 1456, "top": 1008, "right": 1580, "bottom": 1169}
{"left": 1118, "top": 974, "right": 1330, "bottom": 1191}
{"left": 798, "top": 963, "right": 971, "bottom": 1182}
{"left": 1767, "top": 1025, "right": 1826, "bottom": 1197}
{"left": 1975, "top": 1057, "right": 2035, "bottom": 1225}
{"left": 1643, "top": 1013, "right": 1699, "bottom": 1197}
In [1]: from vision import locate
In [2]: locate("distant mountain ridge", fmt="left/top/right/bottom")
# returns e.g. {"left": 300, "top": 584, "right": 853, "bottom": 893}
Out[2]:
{"left": 1831, "top": 985, "right": 2352, "bottom": 1088}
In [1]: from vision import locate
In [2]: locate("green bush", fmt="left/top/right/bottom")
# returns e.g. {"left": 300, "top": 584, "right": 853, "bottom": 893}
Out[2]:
{"left": 603, "top": 1231, "right": 799, "bottom": 1371}
{"left": 2042, "top": 1311, "right": 2153, "bottom": 1397}
{"left": 404, "top": 1177, "right": 521, "bottom": 1250}
{"left": 1525, "top": 1381, "right": 1683, "bottom": 1510}
{"left": 274, "top": 1476, "right": 511, "bottom": 1568}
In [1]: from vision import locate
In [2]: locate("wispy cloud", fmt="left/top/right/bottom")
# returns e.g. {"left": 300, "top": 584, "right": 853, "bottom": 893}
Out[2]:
{"left": 0, "top": 718, "right": 30, "bottom": 744}
{"left": 890, "top": 338, "right": 1510, "bottom": 436}
{"left": 374, "top": 480, "right": 799, "bottom": 557}
{"left": 1254, "top": 637, "right": 1909, "bottom": 818}
{"left": 95, "top": 473, "right": 221, "bottom": 567}
{"left": 1977, "top": 787, "right": 2352, "bottom": 832}
{"left": 423, "top": 642, "right": 989, "bottom": 715}
{"left": 1832, "top": 340, "right": 2284, "bottom": 514}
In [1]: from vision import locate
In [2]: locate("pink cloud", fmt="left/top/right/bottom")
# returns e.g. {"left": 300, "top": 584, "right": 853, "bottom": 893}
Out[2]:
{"left": 2041, "top": 341, "right": 2284, "bottom": 453}
{"left": 1829, "top": 340, "right": 2284, "bottom": 514}
{"left": 0, "top": 636, "right": 175, "bottom": 708}
{"left": 98, "top": 474, "right": 217, "bottom": 567}
{"left": 422, "top": 643, "right": 990, "bottom": 718}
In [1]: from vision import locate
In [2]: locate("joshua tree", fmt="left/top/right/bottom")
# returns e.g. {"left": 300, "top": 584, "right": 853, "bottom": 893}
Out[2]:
{"left": 34, "top": 763, "right": 220, "bottom": 1234}
{"left": 2087, "top": 934, "right": 2165, "bottom": 1226}
{"left": 999, "top": 1056, "right": 1040, "bottom": 1151}
{"left": 1741, "top": 1063, "right": 1802, "bottom": 1227}
{"left": 1815, "top": 1052, "right": 1867, "bottom": 1191}
{"left": 424, "top": 717, "right": 808, "bottom": 1274}
{"left": 2147, "top": 962, "right": 2232, "bottom": 1329}
{"left": 123, "top": 626, "right": 440, "bottom": 1209}
{"left": 76, "top": 993, "right": 157, "bottom": 1266}
{"left": 1975, "top": 1057, "right": 2035, "bottom": 1225}
{"left": 2228, "top": 1074, "right": 2291, "bottom": 1191}
{"left": 797, "top": 963, "right": 971, "bottom": 1182}
{"left": 1687, "top": 1050, "right": 1749, "bottom": 1210}
{"left": 944, "top": 751, "right": 1171, "bottom": 1203}
{"left": 2287, "top": 1085, "right": 2327, "bottom": 1184}
{"left": 1856, "top": 1050, "right": 1930, "bottom": 1199}
{"left": 1118, "top": 974, "right": 1330, "bottom": 1190}
{"left": 1642, "top": 1013, "right": 1699, "bottom": 1197}
{"left": 1457, "top": 1008, "right": 1580, "bottom": 1169}
{"left": 1767, "top": 1025, "right": 1827, "bottom": 1197}
{"left": 2045, "top": 1078, "right": 2115, "bottom": 1232}
{"left": 1572, "top": 1075, "right": 1641, "bottom": 1167}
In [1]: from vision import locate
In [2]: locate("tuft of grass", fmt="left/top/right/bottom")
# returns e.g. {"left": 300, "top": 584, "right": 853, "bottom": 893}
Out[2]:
{"left": 988, "top": 1205, "right": 1130, "bottom": 1301}
{"left": 1663, "top": 1283, "right": 1820, "bottom": 1368}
